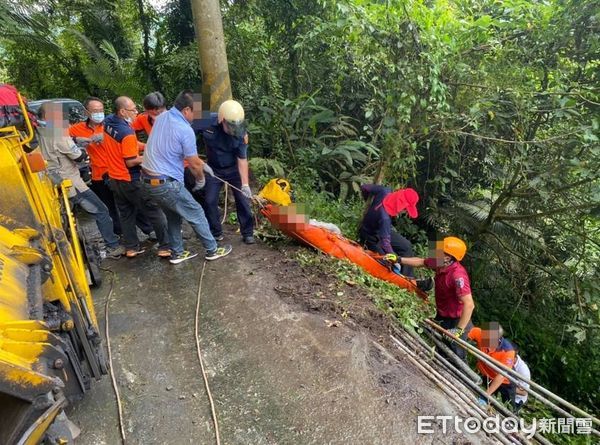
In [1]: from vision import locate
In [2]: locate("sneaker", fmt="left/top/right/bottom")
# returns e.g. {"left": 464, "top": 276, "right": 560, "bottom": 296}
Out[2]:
{"left": 157, "top": 249, "right": 171, "bottom": 258}
{"left": 242, "top": 235, "right": 255, "bottom": 245}
{"left": 205, "top": 244, "right": 232, "bottom": 261}
{"left": 169, "top": 251, "right": 199, "bottom": 264}
{"left": 214, "top": 234, "right": 224, "bottom": 241}
{"left": 416, "top": 277, "right": 434, "bottom": 292}
{"left": 105, "top": 245, "right": 125, "bottom": 259}
{"left": 126, "top": 247, "right": 146, "bottom": 258}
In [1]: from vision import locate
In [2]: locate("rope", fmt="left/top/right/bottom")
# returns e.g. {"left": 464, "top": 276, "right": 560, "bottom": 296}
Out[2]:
{"left": 102, "top": 269, "right": 127, "bottom": 445}
{"left": 211, "top": 174, "right": 265, "bottom": 210}
{"left": 195, "top": 261, "right": 221, "bottom": 445}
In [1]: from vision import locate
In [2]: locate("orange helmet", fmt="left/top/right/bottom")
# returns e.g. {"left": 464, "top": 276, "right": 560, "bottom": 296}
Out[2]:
{"left": 443, "top": 236, "right": 467, "bottom": 261}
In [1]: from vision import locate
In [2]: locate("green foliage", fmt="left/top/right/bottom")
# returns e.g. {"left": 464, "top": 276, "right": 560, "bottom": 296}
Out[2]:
{"left": 294, "top": 248, "right": 434, "bottom": 328}
{"left": 1, "top": 0, "right": 598, "bottom": 417}
{"left": 227, "top": 0, "right": 599, "bottom": 412}
{"left": 249, "top": 94, "right": 379, "bottom": 198}
{"left": 291, "top": 183, "right": 363, "bottom": 239}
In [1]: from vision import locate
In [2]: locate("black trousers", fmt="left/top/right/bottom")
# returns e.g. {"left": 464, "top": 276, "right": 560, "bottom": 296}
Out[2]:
{"left": 435, "top": 315, "right": 473, "bottom": 362}
{"left": 359, "top": 228, "right": 414, "bottom": 277}
{"left": 108, "top": 179, "right": 169, "bottom": 250}
{"left": 90, "top": 176, "right": 154, "bottom": 236}
{"left": 202, "top": 165, "right": 254, "bottom": 238}
{"left": 498, "top": 382, "right": 517, "bottom": 411}
{"left": 90, "top": 178, "right": 122, "bottom": 235}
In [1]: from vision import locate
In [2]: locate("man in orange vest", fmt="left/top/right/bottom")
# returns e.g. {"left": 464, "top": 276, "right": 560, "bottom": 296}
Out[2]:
{"left": 468, "top": 322, "right": 517, "bottom": 410}
{"left": 103, "top": 96, "right": 170, "bottom": 258}
{"left": 69, "top": 97, "right": 154, "bottom": 238}
{"left": 132, "top": 91, "right": 166, "bottom": 143}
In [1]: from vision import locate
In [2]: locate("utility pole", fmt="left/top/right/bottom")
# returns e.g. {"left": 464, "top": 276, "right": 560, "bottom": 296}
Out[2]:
{"left": 190, "top": 0, "right": 232, "bottom": 112}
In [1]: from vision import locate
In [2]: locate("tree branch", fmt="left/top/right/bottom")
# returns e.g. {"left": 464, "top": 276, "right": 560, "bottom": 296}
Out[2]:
{"left": 497, "top": 203, "right": 597, "bottom": 221}
{"left": 443, "top": 127, "right": 591, "bottom": 145}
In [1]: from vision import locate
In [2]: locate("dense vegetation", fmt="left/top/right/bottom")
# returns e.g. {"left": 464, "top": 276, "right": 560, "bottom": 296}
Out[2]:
{"left": 1, "top": 0, "right": 598, "bottom": 413}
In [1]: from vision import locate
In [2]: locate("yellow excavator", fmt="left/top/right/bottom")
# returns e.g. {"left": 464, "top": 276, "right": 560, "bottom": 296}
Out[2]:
{"left": 0, "top": 91, "right": 106, "bottom": 443}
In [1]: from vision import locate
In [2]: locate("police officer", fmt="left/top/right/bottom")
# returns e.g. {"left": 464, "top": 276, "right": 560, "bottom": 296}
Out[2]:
{"left": 193, "top": 100, "right": 255, "bottom": 244}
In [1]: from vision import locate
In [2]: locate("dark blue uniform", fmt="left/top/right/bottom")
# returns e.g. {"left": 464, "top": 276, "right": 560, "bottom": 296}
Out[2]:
{"left": 192, "top": 114, "right": 254, "bottom": 238}
{"left": 358, "top": 184, "right": 414, "bottom": 277}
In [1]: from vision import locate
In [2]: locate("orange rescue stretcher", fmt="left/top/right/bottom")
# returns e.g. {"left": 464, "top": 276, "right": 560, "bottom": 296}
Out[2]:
{"left": 260, "top": 202, "right": 427, "bottom": 301}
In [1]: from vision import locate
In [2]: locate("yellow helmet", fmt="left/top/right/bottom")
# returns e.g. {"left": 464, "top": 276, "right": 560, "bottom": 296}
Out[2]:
{"left": 443, "top": 236, "right": 467, "bottom": 261}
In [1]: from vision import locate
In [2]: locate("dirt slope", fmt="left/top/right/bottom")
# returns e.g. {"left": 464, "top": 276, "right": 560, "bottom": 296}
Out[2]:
{"left": 69, "top": 228, "right": 495, "bottom": 444}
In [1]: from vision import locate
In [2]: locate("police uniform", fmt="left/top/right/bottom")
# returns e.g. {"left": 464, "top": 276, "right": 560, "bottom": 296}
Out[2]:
{"left": 193, "top": 114, "right": 254, "bottom": 239}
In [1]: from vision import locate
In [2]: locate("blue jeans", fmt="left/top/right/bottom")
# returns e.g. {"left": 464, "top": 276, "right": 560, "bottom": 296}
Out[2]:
{"left": 71, "top": 189, "right": 119, "bottom": 248}
{"left": 143, "top": 180, "right": 217, "bottom": 255}
{"left": 203, "top": 165, "right": 254, "bottom": 238}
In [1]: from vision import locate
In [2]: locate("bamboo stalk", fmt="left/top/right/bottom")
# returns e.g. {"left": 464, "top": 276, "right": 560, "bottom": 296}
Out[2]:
{"left": 424, "top": 320, "right": 600, "bottom": 430}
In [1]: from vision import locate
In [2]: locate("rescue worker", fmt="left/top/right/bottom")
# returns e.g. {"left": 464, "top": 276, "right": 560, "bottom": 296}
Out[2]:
{"left": 192, "top": 100, "right": 255, "bottom": 244}
{"left": 358, "top": 184, "right": 419, "bottom": 277}
{"left": 141, "top": 90, "right": 232, "bottom": 264}
{"left": 68, "top": 97, "right": 117, "bottom": 223}
{"left": 468, "top": 322, "right": 518, "bottom": 410}
{"left": 103, "top": 96, "right": 170, "bottom": 258}
{"left": 69, "top": 97, "right": 156, "bottom": 238}
{"left": 397, "top": 236, "right": 475, "bottom": 359}
{"left": 132, "top": 91, "right": 166, "bottom": 142}
{"left": 37, "top": 101, "right": 124, "bottom": 258}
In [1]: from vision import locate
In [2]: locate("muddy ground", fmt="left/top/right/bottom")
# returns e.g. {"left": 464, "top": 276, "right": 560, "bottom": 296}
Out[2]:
{"left": 69, "top": 224, "right": 495, "bottom": 445}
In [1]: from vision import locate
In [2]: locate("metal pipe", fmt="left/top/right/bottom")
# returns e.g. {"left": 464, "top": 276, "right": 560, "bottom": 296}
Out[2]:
{"left": 416, "top": 327, "right": 482, "bottom": 385}
{"left": 393, "top": 329, "right": 552, "bottom": 445}
{"left": 424, "top": 319, "right": 600, "bottom": 429}
{"left": 390, "top": 336, "right": 516, "bottom": 445}
{"left": 393, "top": 330, "right": 542, "bottom": 445}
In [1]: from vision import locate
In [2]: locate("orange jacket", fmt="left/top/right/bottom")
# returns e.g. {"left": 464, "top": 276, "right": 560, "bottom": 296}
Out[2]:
{"left": 468, "top": 327, "right": 516, "bottom": 384}
{"left": 69, "top": 121, "right": 107, "bottom": 181}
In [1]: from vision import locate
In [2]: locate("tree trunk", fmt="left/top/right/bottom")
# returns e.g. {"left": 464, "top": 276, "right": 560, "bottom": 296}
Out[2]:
{"left": 190, "top": 0, "right": 232, "bottom": 111}
{"left": 136, "top": 0, "right": 160, "bottom": 90}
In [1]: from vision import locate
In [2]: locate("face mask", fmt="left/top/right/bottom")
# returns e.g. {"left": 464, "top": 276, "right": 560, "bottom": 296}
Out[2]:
{"left": 90, "top": 112, "right": 104, "bottom": 123}
{"left": 125, "top": 117, "right": 133, "bottom": 124}
{"left": 37, "top": 119, "right": 47, "bottom": 127}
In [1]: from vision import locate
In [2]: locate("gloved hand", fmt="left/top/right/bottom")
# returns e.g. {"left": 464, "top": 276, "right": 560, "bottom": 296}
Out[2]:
{"left": 477, "top": 396, "right": 488, "bottom": 407}
{"left": 202, "top": 163, "right": 214, "bottom": 177}
{"left": 448, "top": 327, "right": 464, "bottom": 338}
{"left": 241, "top": 184, "right": 252, "bottom": 199}
{"left": 192, "top": 177, "right": 206, "bottom": 192}
{"left": 90, "top": 133, "right": 104, "bottom": 143}
{"left": 384, "top": 253, "right": 398, "bottom": 263}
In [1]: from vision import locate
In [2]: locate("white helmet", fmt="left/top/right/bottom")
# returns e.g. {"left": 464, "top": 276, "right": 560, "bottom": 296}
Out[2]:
{"left": 218, "top": 100, "right": 246, "bottom": 137}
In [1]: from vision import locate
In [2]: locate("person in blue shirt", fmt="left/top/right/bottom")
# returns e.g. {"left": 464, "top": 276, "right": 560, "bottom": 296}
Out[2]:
{"left": 192, "top": 100, "right": 255, "bottom": 244}
{"left": 141, "top": 90, "right": 232, "bottom": 264}
{"left": 358, "top": 184, "right": 420, "bottom": 277}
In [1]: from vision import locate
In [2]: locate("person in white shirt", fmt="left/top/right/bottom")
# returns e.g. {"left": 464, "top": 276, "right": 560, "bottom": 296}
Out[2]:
{"left": 513, "top": 353, "right": 531, "bottom": 412}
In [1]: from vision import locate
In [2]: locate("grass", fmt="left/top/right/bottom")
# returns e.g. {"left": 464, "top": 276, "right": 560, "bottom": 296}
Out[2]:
{"left": 293, "top": 248, "right": 435, "bottom": 328}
